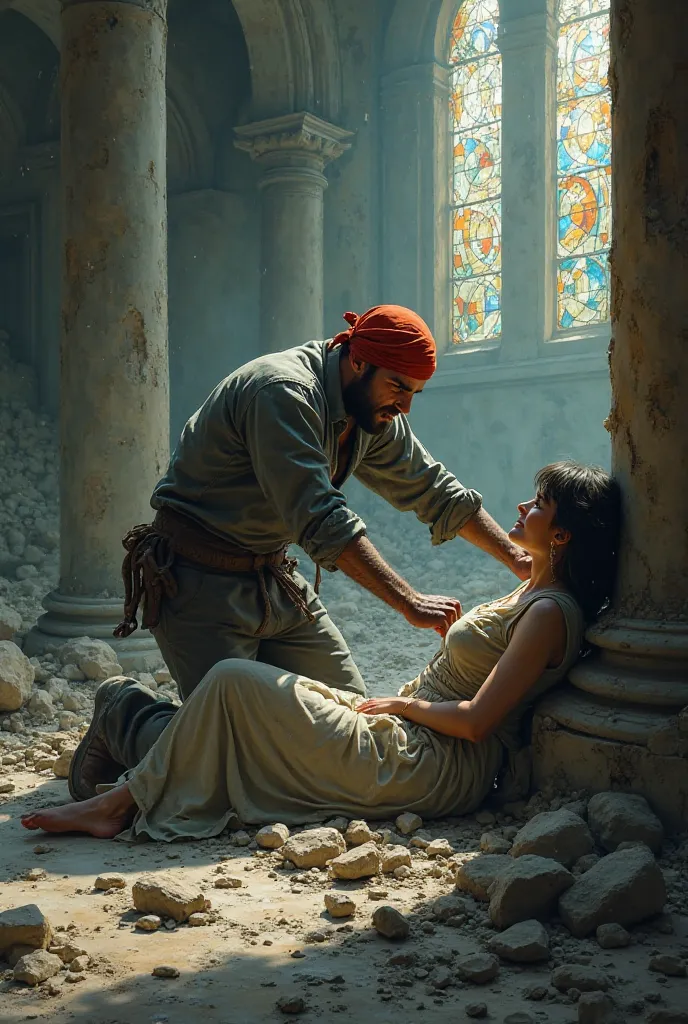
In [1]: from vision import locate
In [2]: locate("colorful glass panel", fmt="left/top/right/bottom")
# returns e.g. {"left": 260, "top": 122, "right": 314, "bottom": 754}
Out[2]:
{"left": 556, "top": 0, "right": 611, "bottom": 331}
{"left": 450, "top": 0, "right": 501, "bottom": 344}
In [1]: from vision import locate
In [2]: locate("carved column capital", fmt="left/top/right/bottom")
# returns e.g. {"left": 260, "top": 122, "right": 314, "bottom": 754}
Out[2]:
{"left": 234, "top": 112, "right": 354, "bottom": 182}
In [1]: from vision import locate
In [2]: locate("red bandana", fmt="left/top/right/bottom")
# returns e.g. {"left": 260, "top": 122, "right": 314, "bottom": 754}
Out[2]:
{"left": 329, "top": 304, "right": 437, "bottom": 381}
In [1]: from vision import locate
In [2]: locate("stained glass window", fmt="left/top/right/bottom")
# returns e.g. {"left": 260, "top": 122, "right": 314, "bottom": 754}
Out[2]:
{"left": 450, "top": 0, "right": 502, "bottom": 344}
{"left": 556, "top": 0, "right": 611, "bottom": 330}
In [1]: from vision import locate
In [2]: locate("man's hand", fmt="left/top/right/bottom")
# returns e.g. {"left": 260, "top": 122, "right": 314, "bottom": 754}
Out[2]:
{"left": 511, "top": 550, "right": 532, "bottom": 581}
{"left": 402, "top": 593, "right": 462, "bottom": 637}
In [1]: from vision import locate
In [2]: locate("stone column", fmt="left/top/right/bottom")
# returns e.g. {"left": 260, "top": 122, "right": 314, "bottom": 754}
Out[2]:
{"left": 498, "top": 0, "right": 557, "bottom": 360}
{"left": 532, "top": 0, "right": 688, "bottom": 829}
{"left": 25, "top": 0, "right": 169, "bottom": 669}
{"left": 235, "top": 113, "right": 353, "bottom": 353}
{"left": 380, "top": 62, "right": 451, "bottom": 347}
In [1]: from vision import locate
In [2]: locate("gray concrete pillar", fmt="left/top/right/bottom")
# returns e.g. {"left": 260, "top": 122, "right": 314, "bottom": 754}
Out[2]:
{"left": 532, "top": 0, "right": 688, "bottom": 829}
{"left": 25, "top": 0, "right": 169, "bottom": 669}
{"left": 235, "top": 113, "right": 353, "bottom": 353}
{"left": 499, "top": 0, "right": 557, "bottom": 359}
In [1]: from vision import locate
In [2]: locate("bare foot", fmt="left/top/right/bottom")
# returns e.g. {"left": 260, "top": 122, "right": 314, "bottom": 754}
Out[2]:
{"left": 21, "top": 783, "right": 137, "bottom": 839}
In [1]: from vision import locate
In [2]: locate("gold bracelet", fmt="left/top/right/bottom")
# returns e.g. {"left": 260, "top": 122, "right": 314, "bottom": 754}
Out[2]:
{"left": 401, "top": 698, "right": 415, "bottom": 718}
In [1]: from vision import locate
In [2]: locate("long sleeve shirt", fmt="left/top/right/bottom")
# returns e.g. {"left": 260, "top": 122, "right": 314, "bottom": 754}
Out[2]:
{"left": 152, "top": 341, "right": 483, "bottom": 571}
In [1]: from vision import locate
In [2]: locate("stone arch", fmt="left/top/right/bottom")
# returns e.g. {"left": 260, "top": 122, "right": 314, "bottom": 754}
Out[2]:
{"left": 230, "top": 0, "right": 341, "bottom": 122}
{"left": 383, "top": 0, "right": 459, "bottom": 73}
{"left": 166, "top": 66, "right": 214, "bottom": 194}
{"left": 3, "top": 0, "right": 61, "bottom": 48}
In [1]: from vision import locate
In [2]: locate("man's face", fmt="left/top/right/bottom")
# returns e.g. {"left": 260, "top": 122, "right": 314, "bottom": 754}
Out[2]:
{"left": 342, "top": 363, "right": 425, "bottom": 435}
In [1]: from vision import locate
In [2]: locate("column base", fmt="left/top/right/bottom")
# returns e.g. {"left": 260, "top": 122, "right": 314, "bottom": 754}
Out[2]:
{"left": 532, "top": 684, "right": 688, "bottom": 833}
{"left": 22, "top": 590, "right": 164, "bottom": 673}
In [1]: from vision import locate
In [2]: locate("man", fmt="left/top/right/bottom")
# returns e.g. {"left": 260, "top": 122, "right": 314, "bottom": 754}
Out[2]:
{"left": 69, "top": 304, "right": 529, "bottom": 800}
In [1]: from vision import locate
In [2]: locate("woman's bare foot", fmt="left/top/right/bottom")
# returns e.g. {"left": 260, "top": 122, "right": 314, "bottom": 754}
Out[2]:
{"left": 21, "top": 783, "right": 137, "bottom": 839}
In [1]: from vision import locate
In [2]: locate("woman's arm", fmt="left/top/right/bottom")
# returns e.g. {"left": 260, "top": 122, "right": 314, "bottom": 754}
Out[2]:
{"left": 357, "top": 598, "right": 566, "bottom": 741}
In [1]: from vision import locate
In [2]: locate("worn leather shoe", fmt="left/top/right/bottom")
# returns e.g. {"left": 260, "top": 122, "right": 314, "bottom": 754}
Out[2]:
{"left": 68, "top": 677, "right": 129, "bottom": 802}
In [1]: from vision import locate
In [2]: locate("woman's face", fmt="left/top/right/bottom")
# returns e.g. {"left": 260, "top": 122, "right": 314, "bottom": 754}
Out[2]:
{"left": 509, "top": 493, "right": 559, "bottom": 556}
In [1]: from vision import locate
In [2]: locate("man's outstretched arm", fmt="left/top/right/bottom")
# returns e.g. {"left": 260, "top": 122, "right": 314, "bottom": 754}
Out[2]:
{"left": 459, "top": 507, "right": 531, "bottom": 580}
{"left": 335, "top": 534, "right": 462, "bottom": 636}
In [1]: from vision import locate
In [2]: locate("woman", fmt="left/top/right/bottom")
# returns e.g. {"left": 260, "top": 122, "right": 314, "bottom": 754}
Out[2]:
{"left": 22, "top": 461, "right": 620, "bottom": 841}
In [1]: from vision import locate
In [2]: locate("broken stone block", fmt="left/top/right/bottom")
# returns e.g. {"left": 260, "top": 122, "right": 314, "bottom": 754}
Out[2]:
{"left": 509, "top": 809, "right": 594, "bottom": 868}
{"left": 94, "top": 873, "right": 126, "bottom": 891}
{"left": 380, "top": 848, "right": 411, "bottom": 874}
{"left": 329, "top": 841, "right": 380, "bottom": 880}
{"left": 214, "top": 876, "right": 242, "bottom": 889}
{"left": 280, "top": 827, "right": 346, "bottom": 869}
{"left": 595, "top": 923, "right": 630, "bottom": 949}
{"left": 455, "top": 854, "right": 512, "bottom": 902}
{"left": 587, "top": 792, "right": 664, "bottom": 854}
{"left": 395, "top": 812, "right": 422, "bottom": 835}
{"left": 577, "top": 992, "right": 619, "bottom": 1024}
{"left": 371, "top": 905, "right": 409, "bottom": 940}
{"left": 68, "top": 955, "right": 90, "bottom": 973}
{"left": 426, "top": 838, "right": 453, "bottom": 859}
{"left": 57, "top": 637, "right": 122, "bottom": 682}
{"left": 324, "top": 892, "right": 356, "bottom": 919}
{"left": 488, "top": 920, "right": 550, "bottom": 963}
{"left": 558, "top": 844, "right": 666, "bottom": 937}
{"left": 456, "top": 952, "right": 500, "bottom": 984}
{"left": 49, "top": 941, "right": 88, "bottom": 964}
{"left": 649, "top": 953, "right": 687, "bottom": 978}
{"left": 132, "top": 875, "right": 205, "bottom": 923}
{"left": 13, "top": 949, "right": 63, "bottom": 986}
{"left": 53, "top": 746, "right": 77, "bottom": 778}
{"left": 480, "top": 833, "right": 512, "bottom": 854}
{"left": 256, "top": 823, "right": 290, "bottom": 850}
{"left": 551, "top": 964, "right": 610, "bottom": 993}
{"left": 0, "top": 641, "right": 34, "bottom": 711}
{"left": 344, "top": 819, "right": 376, "bottom": 846}
{"left": 0, "top": 904, "right": 52, "bottom": 953}
{"left": 488, "top": 855, "right": 574, "bottom": 930}
{"left": 432, "top": 893, "right": 471, "bottom": 923}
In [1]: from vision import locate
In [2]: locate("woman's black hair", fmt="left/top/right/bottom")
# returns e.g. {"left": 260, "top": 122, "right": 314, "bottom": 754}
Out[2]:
{"left": 534, "top": 461, "right": 622, "bottom": 623}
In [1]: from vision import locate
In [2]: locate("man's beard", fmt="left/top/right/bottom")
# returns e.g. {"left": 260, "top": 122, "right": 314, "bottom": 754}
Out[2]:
{"left": 342, "top": 370, "right": 396, "bottom": 435}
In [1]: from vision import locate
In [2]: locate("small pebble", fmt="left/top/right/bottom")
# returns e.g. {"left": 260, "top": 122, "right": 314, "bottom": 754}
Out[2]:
{"left": 136, "top": 915, "right": 162, "bottom": 932}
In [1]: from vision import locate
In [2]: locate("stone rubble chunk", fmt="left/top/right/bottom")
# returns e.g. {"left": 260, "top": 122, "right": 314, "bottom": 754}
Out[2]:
{"left": 551, "top": 964, "right": 610, "bottom": 993}
{"left": 324, "top": 892, "right": 356, "bottom": 919}
{"left": 408, "top": 832, "right": 431, "bottom": 849}
{"left": 488, "top": 855, "right": 574, "bottom": 930}
{"left": 13, "top": 949, "right": 63, "bottom": 986}
{"left": 52, "top": 746, "right": 77, "bottom": 778}
{"left": 595, "top": 923, "right": 630, "bottom": 949}
{"left": 7, "top": 944, "right": 36, "bottom": 967}
{"left": 432, "top": 893, "right": 471, "bottom": 922}
{"left": 456, "top": 952, "right": 500, "bottom": 984}
{"left": 645, "top": 1011, "right": 688, "bottom": 1024}
{"left": 136, "top": 915, "right": 162, "bottom": 932}
{"left": 395, "top": 812, "right": 422, "bottom": 835}
{"left": 0, "top": 641, "right": 35, "bottom": 711}
{"left": 256, "top": 823, "right": 290, "bottom": 849}
{"left": 214, "top": 876, "right": 243, "bottom": 889}
{"left": 277, "top": 995, "right": 306, "bottom": 1014}
{"left": 380, "top": 847, "right": 411, "bottom": 874}
{"left": 232, "top": 829, "right": 251, "bottom": 847}
{"left": 393, "top": 865, "right": 412, "bottom": 880}
{"left": 49, "top": 942, "right": 88, "bottom": 964}
{"left": 425, "top": 838, "right": 453, "bottom": 858}
{"left": 575, "top": 854, "right": 601, "bottom": 875}
{"left": 344, "top": 819, "right": 377, "bottom": 846}
{"left": 0, "top": 600, "right": 21, "bottom": 640}
{"left": 280, "top": 827, "right": 346, "bottom": 868}
{"left": 465, "top": 1003, "right": 488, "bottom": 1019}
{"left": 558, "top": 844, "right": 666, "bottom": 937}
{"left": 509, "top": 809, "right": 594, "bottom": 867}
{"left": 94, "top": 873, "right": 126, "bottom": 891}
{"left": 455, "top": 854, "right": 512, "bottom": 901}
{"left": 367, "top": 886, "right": 388, "bottom": 901}
{"left": 0, "top": 904, "right": 53, "bottom": 953}
{"left": 57, "top": 637, "right": 122, "bottom": 682}
{"left": 587, "top": 791, "right": 664, "bottom": 854}
{"left": 329, "top": 841, "right": 380, "bottom": 880}
{"left": 323, "top": 816, "right": 348, "bottom": 833}
{"left": 649, "top": 953, "right": 687, "bottom": 978}
{"left": 479, "top": 833, "right": 512, "bottom": 854}
{"left": 68, "top": 954, "right": 90, "bottom": 972}
{"left": 187, "top": 912, "right": 208, "bottom": 927}
{"left": 371, "top": 905, "right": 410, "bottom": 940}
{"left": 132, "top": 875, "right": 206, "bottom": 923}
{"left": 487, "top": 919, "right": 550, "bottom": 963}
{"left": 577, "top": 991, "right": 620, "bottom": 1024}
{"left": 152, "top": 964, "right": 180, "bottom": 978}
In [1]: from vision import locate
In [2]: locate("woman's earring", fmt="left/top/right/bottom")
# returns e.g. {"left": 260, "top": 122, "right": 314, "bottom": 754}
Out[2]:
{"left": 550, "top": 542, "right": 557, "bottom": 583}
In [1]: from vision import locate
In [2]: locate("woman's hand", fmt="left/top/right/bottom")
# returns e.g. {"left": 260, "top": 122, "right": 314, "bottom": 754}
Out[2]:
{"left": 356, "top": 697, "right": 410, "bottom": 717}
